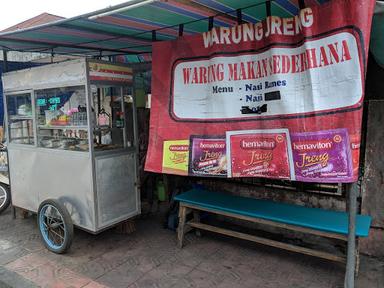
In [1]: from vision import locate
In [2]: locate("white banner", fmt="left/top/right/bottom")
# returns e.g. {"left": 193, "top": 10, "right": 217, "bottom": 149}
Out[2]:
{"left": 172, "top": 32, "right": 362, "bottom": 120}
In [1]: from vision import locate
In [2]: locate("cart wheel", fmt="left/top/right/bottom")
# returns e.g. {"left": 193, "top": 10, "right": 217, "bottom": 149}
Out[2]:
{"left": 0, "top": 183, "right": 10, "bottom": 214}
{"left": 37, "top": 199, "right": 73, "bottom": 254}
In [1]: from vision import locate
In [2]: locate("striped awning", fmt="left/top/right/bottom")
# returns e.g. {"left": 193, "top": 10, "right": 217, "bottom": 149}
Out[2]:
{"left": 0, "top": 0, "right": 328, "bottom": 58}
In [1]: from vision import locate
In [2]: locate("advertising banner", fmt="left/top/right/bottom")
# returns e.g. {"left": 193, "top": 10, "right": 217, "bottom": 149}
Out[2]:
{"left": 189, "top": 136, "right": 227, "bottom": 177}
{"left": 226, "top": 129, "right": 294, "bottom": 179}
{"left": 145, "top": 0, "right": 375, "bottom": 183}
{"left": 88, "top": 61, "right": 133, "bottom": 83}
{"left": 162, "top": 140, "right": 189, "bottom": 175}
{"left": 291, "top": 129, "right": 353, "bottom": 182}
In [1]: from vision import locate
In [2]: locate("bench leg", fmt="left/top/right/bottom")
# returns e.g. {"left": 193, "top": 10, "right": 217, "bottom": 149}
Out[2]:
{"left": 193, "top": 211, "right": 202, "bottom": 237}
{"left": 177, "top": 205, "right": 187, "bottom": 248}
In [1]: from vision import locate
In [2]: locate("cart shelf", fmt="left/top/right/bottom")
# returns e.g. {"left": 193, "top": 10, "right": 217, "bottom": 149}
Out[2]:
{"left": 9, "top": 115, "right": 33, "bottom": 120}
{"left": 38, "top": 125, "right": 88, "bottom": 130}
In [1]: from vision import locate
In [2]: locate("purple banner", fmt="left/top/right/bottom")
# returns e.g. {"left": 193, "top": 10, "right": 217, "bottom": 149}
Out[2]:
{"left": 189, "top": 136, "right": 227, "bottom": 177}
{"left": 291, "top": 129, "right": 353, "bottom": 182}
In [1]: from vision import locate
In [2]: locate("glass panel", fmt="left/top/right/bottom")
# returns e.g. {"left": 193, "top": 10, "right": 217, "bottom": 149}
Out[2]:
{"left": 7, "top": 93, "right": 32, "bottom": 118}
{"left": 8, "top": 119, "right": 34, "bottom": 145}
{"left": 91, "top": 85, "right": 134, "bottom": 151}
{"left": 6, "top": 93, "right": 34, "bottom": 145}
{"left": 35, "top": 86, "right": 89, "bottom": 151}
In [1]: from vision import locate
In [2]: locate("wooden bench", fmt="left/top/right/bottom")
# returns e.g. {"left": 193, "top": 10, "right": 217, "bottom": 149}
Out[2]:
{"left": 175, "top": 188, "right": 371, "bottom": 267}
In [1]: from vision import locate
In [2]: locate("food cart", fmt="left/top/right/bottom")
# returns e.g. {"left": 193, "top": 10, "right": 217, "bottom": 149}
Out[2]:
{"left": 2, "top": 59, "right": 140, "bottom": 253}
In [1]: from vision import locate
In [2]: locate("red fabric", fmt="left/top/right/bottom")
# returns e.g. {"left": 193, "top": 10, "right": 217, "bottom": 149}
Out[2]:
{"left": 145, "top": 0, "right": 375, "bottom": 182}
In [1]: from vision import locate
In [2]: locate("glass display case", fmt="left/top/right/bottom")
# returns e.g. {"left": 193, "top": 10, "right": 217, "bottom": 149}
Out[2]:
{"left": 35, "top": 86, "right": 89, "bottom": 151}
{"left": 2, "top": 59, "right": 140, "bottom": 238}
{"left": 6, "top": 92, "right": 34, "bottom": 145}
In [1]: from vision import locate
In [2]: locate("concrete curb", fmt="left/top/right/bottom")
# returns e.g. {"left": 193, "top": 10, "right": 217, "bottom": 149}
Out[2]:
{"left": 0, "top": 266, "right": 38, "bottom": 288}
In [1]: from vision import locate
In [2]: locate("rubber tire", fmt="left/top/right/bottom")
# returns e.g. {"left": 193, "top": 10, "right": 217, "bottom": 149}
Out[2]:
{"left": 0, "top": 183, "right": 10, "bottom": 214}
{"left": 37, "top": 199, "right": 74, "bottom": 254}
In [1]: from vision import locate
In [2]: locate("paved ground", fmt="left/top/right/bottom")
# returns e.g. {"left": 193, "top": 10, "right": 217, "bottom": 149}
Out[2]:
{"left": 0, "top": 207, "right": 383, "bottom": 288}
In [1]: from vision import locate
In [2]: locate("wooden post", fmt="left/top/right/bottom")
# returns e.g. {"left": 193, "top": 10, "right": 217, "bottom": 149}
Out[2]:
{"left": 345, "top": 184, "right": 358, "bottom": 288}
{"left": 177, "top": 205, "right": 187, "bottom": 248}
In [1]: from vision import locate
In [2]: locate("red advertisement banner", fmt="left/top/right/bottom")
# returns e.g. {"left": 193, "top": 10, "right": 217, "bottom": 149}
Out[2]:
{"left": 227, "top": 130, "right": 294, "bottom": 179}
{"left": 145, "top": 0, "right": 375, "bottom": 183}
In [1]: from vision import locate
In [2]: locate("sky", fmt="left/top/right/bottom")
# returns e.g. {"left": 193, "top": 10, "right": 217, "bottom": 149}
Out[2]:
{"left": 0, "top": 0, "right": 129, "bottom": 30}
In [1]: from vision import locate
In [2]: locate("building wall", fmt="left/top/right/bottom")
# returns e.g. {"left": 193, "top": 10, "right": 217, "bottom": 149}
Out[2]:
{"left": 0, "top": 50, "right": 80, "bottom": 64}
{"left": 360, "top": 54, "right": 384, "bottom": 257}
{"left": 0, "top": 51, "right": 49, "bottom": 62}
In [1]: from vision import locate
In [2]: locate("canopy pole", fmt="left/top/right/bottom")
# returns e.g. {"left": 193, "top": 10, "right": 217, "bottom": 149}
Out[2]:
{"left": 208, "top": 16, "right": 214, "bottom": 31}
{"left": 51, "top": 49, "right": 54, "bottom": 63}
{"left": 178, "top": 24, "right": 184, "bottom": 37}
{"left": 266, "top": 1, "right": 271, "bottom": 17}
{"left": 2, "top": 50, "right": 8, "bottom": 72}
{"left": 299, "top": 0, "right": 306, "bottom": 9}
{"left": 345, "top": 184, "right": 358, "bottom": 288}
{"left": 236, "top": 9, "right": 242, "bottom": 25}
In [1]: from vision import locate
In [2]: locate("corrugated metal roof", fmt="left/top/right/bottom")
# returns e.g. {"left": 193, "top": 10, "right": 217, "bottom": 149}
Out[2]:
{"left": 1, "top": 13, "right": 65, "bottom": 33}
{"left": 0, "top": 0, "right": 326, "bottom": 58}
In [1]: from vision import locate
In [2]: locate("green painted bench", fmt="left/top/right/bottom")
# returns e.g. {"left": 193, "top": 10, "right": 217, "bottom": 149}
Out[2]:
{"left": 175, "top": 188, "right": 371, "bottom": 264}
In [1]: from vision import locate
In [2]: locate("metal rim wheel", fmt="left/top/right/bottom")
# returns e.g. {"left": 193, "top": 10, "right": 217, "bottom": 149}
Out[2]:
{"left": 0, "top": 184, "right": 10, "bottom": 214}
{"left": 37, "top": 199, "right": 73, "bottom": 254}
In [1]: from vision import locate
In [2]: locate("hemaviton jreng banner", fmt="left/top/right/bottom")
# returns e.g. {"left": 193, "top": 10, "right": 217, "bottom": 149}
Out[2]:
{"left": 145, "top": 0, "right": 375, "bottom": 183}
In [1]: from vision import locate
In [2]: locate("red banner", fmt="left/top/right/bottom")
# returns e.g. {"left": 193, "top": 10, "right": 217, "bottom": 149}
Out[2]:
{"left": 227, "top": 130, "right": 293, "bottom": 179}
{"left": 145, "top": 0, "right": 375, "bottom": 182}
